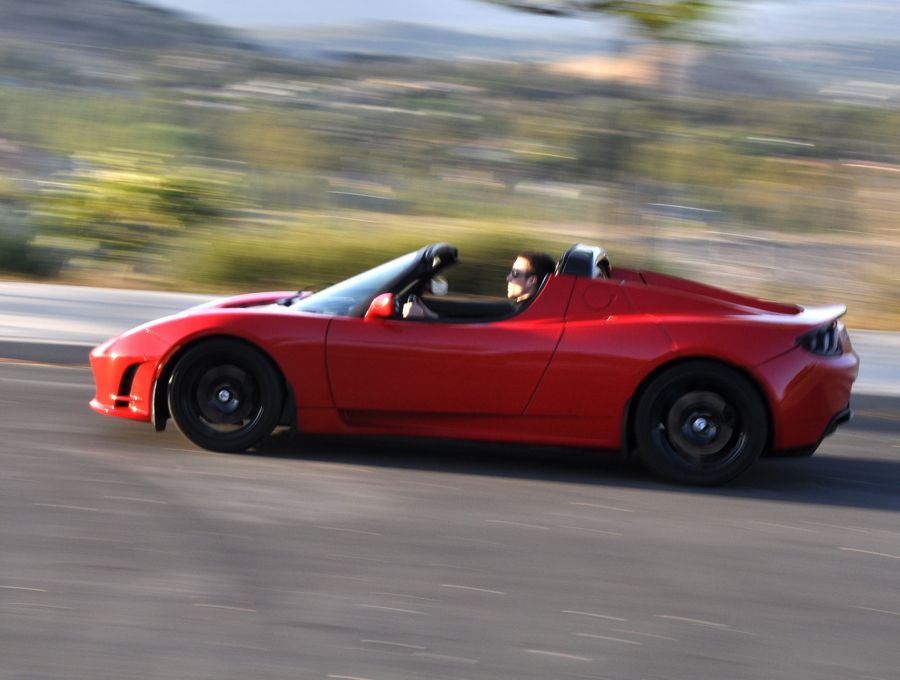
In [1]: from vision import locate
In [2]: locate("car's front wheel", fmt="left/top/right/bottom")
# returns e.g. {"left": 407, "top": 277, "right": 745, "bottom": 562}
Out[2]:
{"left": 168, "top": 339, "right": 283, "bottom": 453}
{"left": 634, "top": 361, "right": 768, "bottom": 485}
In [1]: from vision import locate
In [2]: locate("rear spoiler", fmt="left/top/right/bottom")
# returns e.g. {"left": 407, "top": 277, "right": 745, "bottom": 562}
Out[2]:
{"left": 792, "top": 304, "right": 847, "bottom": 331}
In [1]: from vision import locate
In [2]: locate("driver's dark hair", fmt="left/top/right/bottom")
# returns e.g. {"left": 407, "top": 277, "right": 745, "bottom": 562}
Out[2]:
{"left": 517, "top": 251, "right": 555, "bottom": 280}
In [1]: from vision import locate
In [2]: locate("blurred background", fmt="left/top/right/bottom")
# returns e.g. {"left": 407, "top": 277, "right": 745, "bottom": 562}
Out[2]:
{"left": 0, "top": 0, "right": 898, "bottom": 327}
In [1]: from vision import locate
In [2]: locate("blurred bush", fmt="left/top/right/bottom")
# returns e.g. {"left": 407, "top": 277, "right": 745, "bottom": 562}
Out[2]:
{"left": 0, "top": 201, "right": 63, "bottom": 277}
{"left": 176, "top": 219, "right": 572, "bottom": 294}
{"left": 33, "top": 151, "right": 239, "bottom": 261}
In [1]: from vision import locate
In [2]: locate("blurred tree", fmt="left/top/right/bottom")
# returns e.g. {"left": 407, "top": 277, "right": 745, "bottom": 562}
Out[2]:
{"left": 35, "top": 152, "right": 236, "bottom": 262}
{"left": 481, "top": 2, "right": 731, "bottom": 179}
{"left": 482, "top": 1, "right": 725, "bottom": 39}
{"left": 482, "top": 1, "right": 752, "bottom": 222}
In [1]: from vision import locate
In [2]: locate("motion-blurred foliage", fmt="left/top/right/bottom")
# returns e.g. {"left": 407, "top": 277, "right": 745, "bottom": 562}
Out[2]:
{"left": 35, "top": 152, "right": 237, "bottom": 260}
{"left": 178, "top": 220, "right": 573, "bottom": 294}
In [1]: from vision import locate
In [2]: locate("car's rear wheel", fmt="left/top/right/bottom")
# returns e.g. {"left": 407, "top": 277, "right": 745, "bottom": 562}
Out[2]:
{"left": 634, "top": 361, "right": 768, "bottom": 485}
{"left": 168, "top": 339, "right": 283, "bottom": 453}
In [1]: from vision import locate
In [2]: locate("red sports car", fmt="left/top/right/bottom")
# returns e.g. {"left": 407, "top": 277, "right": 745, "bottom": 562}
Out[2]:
{"left": 90, "top": 243, "right": 858, "bottom": 485}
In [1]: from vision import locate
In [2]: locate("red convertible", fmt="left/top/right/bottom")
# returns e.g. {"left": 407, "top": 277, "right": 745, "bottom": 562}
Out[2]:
{"left": 90, "top": 243, "right": 858, "bottom": 485}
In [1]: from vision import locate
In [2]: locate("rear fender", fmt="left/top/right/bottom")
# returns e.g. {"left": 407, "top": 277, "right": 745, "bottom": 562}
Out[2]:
{"left": 621, "top": 355, "right": 774, "bottom": 457}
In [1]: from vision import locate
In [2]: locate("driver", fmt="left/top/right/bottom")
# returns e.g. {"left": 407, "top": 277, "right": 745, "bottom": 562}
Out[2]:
{"left": 506, "top": 251, "right": 555, "bottom": 304}
{"left": 402, "top": 251, "right": 555, "bottom": 319}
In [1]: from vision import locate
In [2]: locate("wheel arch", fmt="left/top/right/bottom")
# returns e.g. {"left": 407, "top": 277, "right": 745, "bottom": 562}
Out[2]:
{"left": 151, "top": 333, "right": 295, "bottom": 433}
{"left": 621, "top": 355, "right": 774, "bottom": 457}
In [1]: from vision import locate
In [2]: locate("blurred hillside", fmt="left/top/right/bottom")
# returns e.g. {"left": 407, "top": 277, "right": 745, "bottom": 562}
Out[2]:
{"left": 0, "top": 0, "right": 268, "bottom": 86}
{"left": 0, "top": 0, "right": 899, "bottom": 328}
{"left": 0, "top": 0, "right": 248, "bottom": 50}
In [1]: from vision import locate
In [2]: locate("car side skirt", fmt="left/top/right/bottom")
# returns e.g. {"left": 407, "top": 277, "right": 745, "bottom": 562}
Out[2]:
{"left": 294, "top": 407, "right": 615, "bottom": 449}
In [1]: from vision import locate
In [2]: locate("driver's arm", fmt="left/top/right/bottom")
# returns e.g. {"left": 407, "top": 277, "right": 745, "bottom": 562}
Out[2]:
{"left": 402, "top": 295, "right": 438, "bottom": 320}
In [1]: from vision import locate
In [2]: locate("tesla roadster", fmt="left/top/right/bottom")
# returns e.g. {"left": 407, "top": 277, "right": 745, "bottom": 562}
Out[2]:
{"left": 90, "top": 243, "right": 858, "bottom": 485}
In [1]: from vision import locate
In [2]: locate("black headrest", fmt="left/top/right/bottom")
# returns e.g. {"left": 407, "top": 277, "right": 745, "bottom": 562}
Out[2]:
{"left": 557, "top": 244, "right": 610, "bottom": 279}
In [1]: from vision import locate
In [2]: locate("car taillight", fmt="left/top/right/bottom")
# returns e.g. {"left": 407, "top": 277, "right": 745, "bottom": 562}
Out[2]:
{"left": 798, "top": 320, "right": 844, "bottom": 356}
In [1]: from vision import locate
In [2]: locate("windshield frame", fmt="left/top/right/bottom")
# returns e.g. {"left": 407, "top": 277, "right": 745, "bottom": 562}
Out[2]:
{"left": 289, "top": 244, "right": 457, "bottom": 318}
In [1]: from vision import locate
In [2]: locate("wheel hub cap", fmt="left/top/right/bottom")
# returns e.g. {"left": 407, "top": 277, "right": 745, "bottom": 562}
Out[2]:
{"left": 689, "top": 416, "right": 718, "bottom": 441}
{"left": 666, "top": 391, "right": 735, "bottom": 459}
{"left": 194, "top": 365, "right": 255, "bottom": 425}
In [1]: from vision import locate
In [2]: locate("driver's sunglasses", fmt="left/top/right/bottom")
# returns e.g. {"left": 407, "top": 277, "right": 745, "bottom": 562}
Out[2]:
{"left": 508, "top": 268, "right": 533, "bottom": 280}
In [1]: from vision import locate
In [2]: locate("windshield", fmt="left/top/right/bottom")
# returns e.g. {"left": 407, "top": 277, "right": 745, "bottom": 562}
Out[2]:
{"left": 290, "top": 251, "right": 420, "bottom": 317}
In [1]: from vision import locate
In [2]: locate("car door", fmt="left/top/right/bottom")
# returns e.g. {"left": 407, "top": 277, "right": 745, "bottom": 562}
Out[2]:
{"left": 325, "top": 276, "right": 574, "bottom": 415}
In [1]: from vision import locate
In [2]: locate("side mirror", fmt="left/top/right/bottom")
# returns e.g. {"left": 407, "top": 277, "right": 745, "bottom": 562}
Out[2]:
{"left": 364, "top": 292, "right": 394, "bottom": 320}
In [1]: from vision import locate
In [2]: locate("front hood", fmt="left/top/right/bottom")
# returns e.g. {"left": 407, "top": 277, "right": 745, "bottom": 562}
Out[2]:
{"left": 186, "top": 291, "right": 301, "bottom": 312}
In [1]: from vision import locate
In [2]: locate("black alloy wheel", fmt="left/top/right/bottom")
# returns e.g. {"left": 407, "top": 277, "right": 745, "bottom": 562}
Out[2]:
{"left": 168, "top": 339, "right": 283, "bottom": 453}
{"left": 634, "top": 361, "right": 768, "bottom": 485}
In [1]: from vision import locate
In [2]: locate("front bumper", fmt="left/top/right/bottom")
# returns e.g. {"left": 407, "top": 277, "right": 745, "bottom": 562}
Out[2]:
{"left": 89, "top": 330, "right": 169, "bottom": 422}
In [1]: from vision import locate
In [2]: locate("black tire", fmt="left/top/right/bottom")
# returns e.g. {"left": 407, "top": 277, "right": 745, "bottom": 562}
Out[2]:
{"left": 168, "top": 339, "right": 283, "bottom": 453}
{"left": 634, "top": 361, "right": 768, "bottom": 485}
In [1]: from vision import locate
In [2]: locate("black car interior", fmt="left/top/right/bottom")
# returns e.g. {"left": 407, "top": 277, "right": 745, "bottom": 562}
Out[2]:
{"left": 393, "top": 243, "right": 610, "bottom": 323}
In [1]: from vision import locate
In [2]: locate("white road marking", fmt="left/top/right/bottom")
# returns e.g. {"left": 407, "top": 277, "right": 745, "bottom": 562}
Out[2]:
{"left": 0, "top": 586, "right": 47, "bottom": 592}
{"left": 360, "top": 640, "right": 427, "bottom": 650}
{"left": 403, "top": 481, "right": 460, "bottom": 490}
{"left": 839, "top": 547, "right": 900, "bottom": 560}
{"left": 611, "top": 628, "right": 678, "bottom": 641}
{"left": 103, "top": 495, "right": 169, "bottom": 504}
{"left": 562, "top": 610, "right": 628, "bottom": 622}
{"left": 574, "top": 632, "right": 643, "bottom": 645}
{"left": 202, "top": 641, "right": 269, "bottom": 652}
{"left": 524, "top": 649, "right": 592, "bottom": 662}
{"left": 485, "top": 519, "right": 551, "bottom": 530}
{"left": 656, "top": 615, "right": 730, "bottom": 629}
{"left": 32, "top": 503, "right": 99, "bottom": 512}
{"left": 359, "top": 605, "right": 425, "bottom": 615}
{"left": 851, "top": 606, "right": 900, "bottom": 617}
{"left": 746, "top": 521, "right": 817, "bottom": 533}
{"left": 7, "top": 603, "right": 72, "bottom": 610}
{"left": 317, "top": 526, "right": 383, "bottom": 537}
{"left": 370, "top": 592, "right": 437, "bottom": 602}
{"left": 801, "top": 521, "right": 875, "bottom": 535}
{"left": 308, "top": 463, "right": 378, "bottom": 474}
{"left": 569, "top": 502, "right": 634, "bottom": 512}
{"left": 328, "top": 675, "right": 374, "bottom": 680}
{"left": 557, "top": 525, "right": 623, "bottom": 536}
{"left": 191, "top": 604, "right": 257, "bottom": 613}
{"left": 329, "top": 553, "right": 391, "bottom": 564}
{"left": 411, "top": 652, "right": 478, "bottom": 664}
{"left": 440, "top": 584, "right": 506, "bottom": 595}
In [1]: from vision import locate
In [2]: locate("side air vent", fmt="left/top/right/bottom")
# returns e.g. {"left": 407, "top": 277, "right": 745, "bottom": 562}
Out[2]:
{"left": 798, "top": 321, "right": 843, "bottom": 356}
{"left": 116, "top": 363, "right": 140, "bottom": 405}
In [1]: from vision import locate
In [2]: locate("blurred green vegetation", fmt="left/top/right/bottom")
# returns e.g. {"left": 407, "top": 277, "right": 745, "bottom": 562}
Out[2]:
{"left": 35, "top": 152, "right": 236, "bottom": 260}
{"left": 1, "top": 33, "right": 900, "bottom": 328}
{"left": 178, "top": 220, "right": 573, "bottom": 294}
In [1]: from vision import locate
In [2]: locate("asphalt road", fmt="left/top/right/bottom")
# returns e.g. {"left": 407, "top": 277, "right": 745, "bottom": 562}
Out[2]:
{"left": 1, "top": 362, "right": 898, "bottom": 680}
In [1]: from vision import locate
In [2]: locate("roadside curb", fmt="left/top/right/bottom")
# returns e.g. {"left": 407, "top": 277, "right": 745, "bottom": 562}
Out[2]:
{"left": 848, "top": 394, "right": 900, "bottom": 431}
{"left": 0, "top": 340, "right": 92, "bottom": 366}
